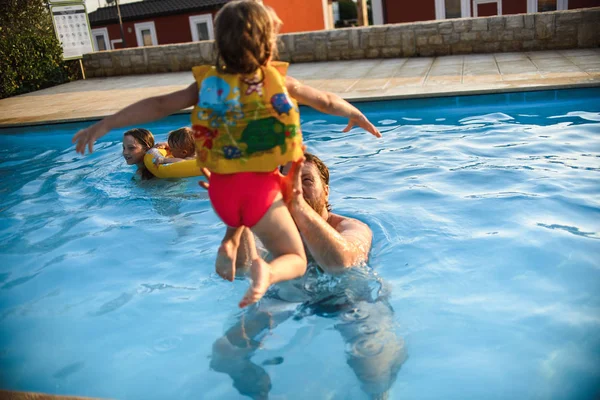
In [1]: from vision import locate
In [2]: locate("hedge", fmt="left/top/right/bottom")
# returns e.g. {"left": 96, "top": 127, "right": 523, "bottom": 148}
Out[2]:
{"left": 0, "top": 0, "right": 80, "bottom": 99}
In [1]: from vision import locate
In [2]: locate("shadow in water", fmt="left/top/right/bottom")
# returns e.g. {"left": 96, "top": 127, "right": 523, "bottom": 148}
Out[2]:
{"left": 210, "top": 265, "right": 406, "bottom": 399}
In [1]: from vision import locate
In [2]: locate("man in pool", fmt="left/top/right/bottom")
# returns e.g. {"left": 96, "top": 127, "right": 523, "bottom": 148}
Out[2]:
{"left": 200, "top": 153, "right": 406, "bottom": 399}
{"left": 200, "top": 152, "right": 373, "bottom": 273}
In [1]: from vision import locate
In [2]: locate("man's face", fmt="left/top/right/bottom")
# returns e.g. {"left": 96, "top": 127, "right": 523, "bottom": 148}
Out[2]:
{"left": 300, "top": 162, "right": 329, "bottom": 215}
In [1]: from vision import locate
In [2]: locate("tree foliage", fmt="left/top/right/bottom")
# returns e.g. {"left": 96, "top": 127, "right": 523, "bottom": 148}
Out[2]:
{"left": 0, "top": 0, "right": 80, "bottom": 99}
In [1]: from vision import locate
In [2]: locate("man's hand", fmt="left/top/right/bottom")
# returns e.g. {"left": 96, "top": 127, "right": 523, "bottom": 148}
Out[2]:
{"left": 72, "top": 123, "right": 109, "bottom": 154}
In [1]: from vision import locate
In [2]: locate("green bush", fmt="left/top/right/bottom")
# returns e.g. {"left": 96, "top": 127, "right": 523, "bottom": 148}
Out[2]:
{"left": 0, "top": 0, "right": 80, "bottom": 99}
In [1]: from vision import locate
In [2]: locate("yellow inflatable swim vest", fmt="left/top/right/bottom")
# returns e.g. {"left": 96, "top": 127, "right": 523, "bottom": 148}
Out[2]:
{"left": 143, "top": 148, "right": 201, "bottom": 179}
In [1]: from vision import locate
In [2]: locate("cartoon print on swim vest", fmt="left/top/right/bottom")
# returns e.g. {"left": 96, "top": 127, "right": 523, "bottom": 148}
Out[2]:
{"left": 223, "top": 146, "right": 242, "bottom": 159}
{"left": 242, "top": 75, "right": 264, "bottom": 97}
{"left": 240, "top": 117, "right": 298, "bottom": 156}
{"left": 198, "top": 76, "right": 243, "bottom": 127}
{"left": 193, "top": 125, "right": 221, "bottom": 163}
{"left": 193, "top": 125, "right": 218, "bottom": 150}
{"left": 270, "top": 92, "right": 297, "bottom": 116}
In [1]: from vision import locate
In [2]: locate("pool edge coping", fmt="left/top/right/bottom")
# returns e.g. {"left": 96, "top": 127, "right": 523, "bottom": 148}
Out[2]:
{"left": 1, "top": 80, "right": 600, "bottom": 130}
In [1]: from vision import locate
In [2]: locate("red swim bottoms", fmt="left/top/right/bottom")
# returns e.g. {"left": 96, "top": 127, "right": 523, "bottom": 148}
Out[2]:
{"left": 208, "top": 170, "right": 282, "bottom": 228}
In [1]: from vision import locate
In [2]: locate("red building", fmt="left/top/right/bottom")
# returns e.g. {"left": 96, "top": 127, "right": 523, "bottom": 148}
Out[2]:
{"left": 88, "top": 0, "right": 227, "bottom": 50}
{"left": 370, "top": 0, "right": 600, "bottom": 25}
{"left": 88, "top": 0, "right": 332, "bottom": 51}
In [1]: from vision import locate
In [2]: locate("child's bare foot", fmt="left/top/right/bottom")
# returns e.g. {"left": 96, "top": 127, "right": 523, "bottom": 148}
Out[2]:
{"left": 216, "top": 241, "right": 237, "bottom": 281}
{"left": 239, "top": 258, "right": 271, "bottom": 308}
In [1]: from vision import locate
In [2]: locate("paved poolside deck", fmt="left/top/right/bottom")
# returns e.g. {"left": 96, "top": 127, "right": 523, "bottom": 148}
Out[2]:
{"left": 1, "top": 48, "right": 599, "bottom": 128}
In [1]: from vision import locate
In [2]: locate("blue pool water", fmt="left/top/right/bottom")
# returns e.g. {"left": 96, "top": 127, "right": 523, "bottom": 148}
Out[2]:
{"left": 1, "top": 88, "right": 599, "bottom": 399}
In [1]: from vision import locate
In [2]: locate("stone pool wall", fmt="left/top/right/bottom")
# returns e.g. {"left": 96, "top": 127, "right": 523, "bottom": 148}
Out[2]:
{"left": 82, "top": 7, "right": 599, "bottom": 78}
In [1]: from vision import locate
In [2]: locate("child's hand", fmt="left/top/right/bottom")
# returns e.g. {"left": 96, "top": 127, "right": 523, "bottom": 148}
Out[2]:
{"left": 198, "top": 167, "right": 211, "bottom": 190}
{"left": 343, "top": 114, "right": 382, "bottom": 138}
{"left": 154, "top": 142, "right": 169, "bottom": 150}
{"left": 72, "top": 123, "right": 109, "bottom": 154}
{"left": 153, "top": 157, "right": 165, "bottom": 167}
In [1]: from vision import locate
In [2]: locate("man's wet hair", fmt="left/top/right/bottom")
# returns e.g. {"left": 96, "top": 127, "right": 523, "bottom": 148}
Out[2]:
{"left": 304, "top": 152, "right": 331, "bottom": 212}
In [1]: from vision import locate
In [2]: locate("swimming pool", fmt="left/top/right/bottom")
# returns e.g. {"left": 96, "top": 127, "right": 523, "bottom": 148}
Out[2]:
{"left": 0, "top": 88, "right": 599, "bottom": 399}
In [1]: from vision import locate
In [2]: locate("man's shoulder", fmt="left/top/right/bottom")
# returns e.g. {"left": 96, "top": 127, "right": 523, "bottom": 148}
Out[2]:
{"left": 329, "top": 213, "right": 372, "bottom": 235}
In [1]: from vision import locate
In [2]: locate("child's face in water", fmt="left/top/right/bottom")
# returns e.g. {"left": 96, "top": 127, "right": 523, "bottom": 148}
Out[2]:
{"left": 170, "top": 145, "right": 193, "bottom": 159}
{"left": 122, "top": 135, "right": 147, "bottom": 165}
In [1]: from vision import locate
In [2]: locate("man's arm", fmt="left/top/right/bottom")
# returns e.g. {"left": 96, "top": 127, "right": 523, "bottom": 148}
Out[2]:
{"left": 290, "top": 199, "right": 372, "bottom": 274}
{"left": 281, "top": 160, "right": 372, "bottom": 273}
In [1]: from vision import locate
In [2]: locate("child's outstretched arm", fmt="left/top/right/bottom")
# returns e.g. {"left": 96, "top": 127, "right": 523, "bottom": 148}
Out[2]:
{"left": 72, "top": 83, "right": 198, "bottom": 154}
{"left": 285, "top": 76, "right": 381, "bottom": 138}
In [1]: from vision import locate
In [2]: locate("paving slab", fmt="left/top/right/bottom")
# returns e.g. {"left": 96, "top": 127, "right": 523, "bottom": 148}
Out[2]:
{"left": 1, "top": 49, "right": 599, "bottom": 128}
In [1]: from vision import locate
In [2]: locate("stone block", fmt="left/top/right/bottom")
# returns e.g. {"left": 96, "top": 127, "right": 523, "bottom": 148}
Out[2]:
{"left": 514, "top": 29, "right": 535, "bottom": 40}
{"left": 199, "top": 42, "right": 215, "bottom": 62}
{"left": 315, "top": 41, "right": 328, "bottom": 61}
{"left": 366, "top": 48, "right": 381, "bottom": 58}
{"left": 381, "top": 47, "right": 402, "bottom": 58}
{"left": 416, "top": 35, "right": 428, "bottom": 47}
{"left": 556, "top": 11, "right": 583, "bottom": 24}
{"left": 524, "top": 15, "right": 535, "bottom": 29}
{"left": 361, "top": 27, "right": 387, "bottom": 48}
{"left": 418, "top": 47, "right": 436, "bottom": 56}
{"left": 500, "top": 30, "right": 515, "bottom": 41}
{"left": 472, "top": 19, "right": 488, "bottom": 31}
{"left": 280, "top": 35, "right": 294, "bottom": 53}
{"left": 460, "top": 32, "right": 478, "bottom": 41}
{"left": 350, "top": 49, "right": 366, "bottom": 59}
{"left": 582, "top": 8, "right": 600, "bottom": 23}
{"left": 522, "top": 40, "right": 540, "bottom": 50}
{"left": 452, "top": 42, "right": 473, "bottom": 54}
{"left": 131, "top": 55, "right": 144, "bottom": 66}
{"left": 443, "top": 33, "right": 460, "bottom": 44}
{"left": 168, "top": 56, "right": 181, "bottom": 72}
{"left": 535, "top": 13, "right": 555, "bottom": 40}
{"left": 99, "top": 58, "right": 112, "bottom": 68}
{"left": 401, "top": 31, "right": 416, "bottom": 57}
{"left": 349, "top": 29, "right": 360, "bottom": 49}
{"left": 119, "top": 57, "right": 131, "bottom": 68}
{"left": 474, "top": 42, "right": 500, "bottom": 53}
{"left": 438, "top": 21, "right": 453, "bottom": 35}
{"left": 428, "top": 35, "right": 443, "bottom": 45}
{"left": 328, "top": 29, "right": 349, "bottom": 41}
{"left": 556, "top": 24, "right": 577, "bottom": 37}
{"left": 480, "top": 31, "right": 495, "bottom": 41}
{"left": 292, "top": 53, "right": 315, "bottom": 63}
{"left": 578, "top": 22, "right": 599, "bottom": 47}
{"left": 415, "top": 27, "right": 438, "bottom": 37}
{"left": 500, "top": 41, "right": 523, "bottom": 52}
{"left": 134, "top": 67, "right": 147, "bottom": 74}
{"left": 385, "top": 29, "right": 402, "bottom": 46}
{"left": 453, "top": 19, "right": 472, "bottom": 33}
{"left": 488, "top": 16, "right": 505, "bottom": 31}
{"left": 505, "top": 15, "right": 524, "bottom": 29}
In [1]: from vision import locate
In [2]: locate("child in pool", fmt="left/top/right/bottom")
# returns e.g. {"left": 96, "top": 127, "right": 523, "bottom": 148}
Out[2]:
{"left": 149, "top": 127, "right": 196, "bottom": 166}
{"left": 72, "top": 0, "right": 381, "bottom": 308}
{"left": 122, "top": 128, "right": 155, "bottom": 180}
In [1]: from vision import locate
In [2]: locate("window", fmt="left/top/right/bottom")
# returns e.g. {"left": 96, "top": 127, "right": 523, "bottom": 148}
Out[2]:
{"left": 110, "top": 39, "right": 123, "bottom": 50}
{"left": 91, "top": 27, "right": 109, "bottom": 51}
{"left": 189, "top": 14, "right": 214, "bottom": 42}
{"left": 527, "top": 0, "right": 568, "bottom": 12}
{"left": 134, "top": 21, "right": 158, "bottom": 47}
{"left": 472, "top": 0, "right": 502, "bottom": 16}
{"left": 445, "top": 0, "right": 462, "bottom": 19}
{"left": 435, "top": 0, "right": 471, "bottom": 19}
